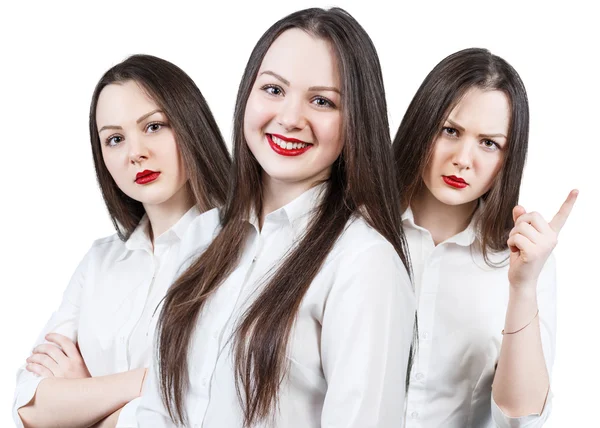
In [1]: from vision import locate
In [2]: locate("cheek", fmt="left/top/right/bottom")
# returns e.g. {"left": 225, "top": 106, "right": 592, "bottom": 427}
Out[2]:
{"left": 314, "top": 114, "right": 343, "bottom": 152}
{"left": 478, "top": 155, "right": 504, "bottom": 188}
{"left": 244, "top": 94, "right": 273, "bottom": 134}
{"left": 101, "top": 150, "right": 124, "bottom": 181}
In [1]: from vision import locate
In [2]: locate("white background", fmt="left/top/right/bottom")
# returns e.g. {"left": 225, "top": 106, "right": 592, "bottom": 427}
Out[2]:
{"left": 1, "top": 0, "right": 597, "bottom": 426}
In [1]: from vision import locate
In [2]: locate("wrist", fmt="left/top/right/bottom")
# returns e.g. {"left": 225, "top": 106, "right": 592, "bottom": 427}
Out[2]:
{"left": 509, "top": 281, "right": 538, "bottom": 299}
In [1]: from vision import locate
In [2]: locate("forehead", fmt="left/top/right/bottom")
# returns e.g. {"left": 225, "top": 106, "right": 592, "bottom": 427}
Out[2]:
{"left": 96, "top": 80, "right": 159, "bottom": 127}
{"left": 448, "top": 87, "right": 511, "bottom": 133}
{"left": 259, "top": 28, "right": 340, "bottom": 87}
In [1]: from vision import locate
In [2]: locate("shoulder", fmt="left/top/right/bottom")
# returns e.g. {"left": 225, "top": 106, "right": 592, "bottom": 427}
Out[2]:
{"left": 178, "top": 207, "right": 222, "bottom": 263}
{"left": 331, "top": 215, "right": 407, "bottom": 277}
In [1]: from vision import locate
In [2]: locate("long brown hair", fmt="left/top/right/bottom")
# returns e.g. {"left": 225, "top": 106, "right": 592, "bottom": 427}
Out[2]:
{"left": 392, "top": 47, "right": 529, "bottom": 264}
{"left": 88, "top": 54, "right": 231, "bottom": 240}
{"left": 158, "top": 7, "right": 412, "bottom": 426}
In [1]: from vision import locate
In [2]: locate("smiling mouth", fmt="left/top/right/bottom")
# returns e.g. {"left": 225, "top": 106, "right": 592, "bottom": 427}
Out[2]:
{"left": 266, "top": 133, "right": 312, "bottom": 156}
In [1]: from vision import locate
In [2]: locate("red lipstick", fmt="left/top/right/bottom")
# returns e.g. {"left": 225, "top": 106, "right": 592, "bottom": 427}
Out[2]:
{"left": 442, "top": 175, "right": 468, "bottom": 189}
{"left": 135, "top": 170, "right": 160, "bottom": 184}
{"left": 267, "top": 134, "right": 312, "bottom": 157}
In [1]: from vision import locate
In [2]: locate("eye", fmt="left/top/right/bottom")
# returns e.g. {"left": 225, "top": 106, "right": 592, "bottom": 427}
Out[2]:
{"left": 261, "top": 84, "right": 284, "bottom": 96}
{"left": 146, "top": 122, "right": 164, "bottom": 133}
{"left": 312, "top": 96, "right": 335, "bottom": 109}
{"left": 105, "top": 135, "right": 123, "bottom": 147}
{"left": 442, "top": 127, "right": 458, "bottom": 137}
{"left": 482, "top": 139, "right": 501, "bottom": 151}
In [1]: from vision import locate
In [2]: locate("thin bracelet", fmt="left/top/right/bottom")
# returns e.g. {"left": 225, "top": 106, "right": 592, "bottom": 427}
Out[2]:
{"left": 139, "top": 368, "right": 148, "bottom": 396}
{"left": 502, "top": 309, "right": 539, "bottom": 335}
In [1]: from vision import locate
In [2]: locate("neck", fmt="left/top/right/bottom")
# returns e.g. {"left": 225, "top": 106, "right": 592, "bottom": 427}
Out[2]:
{"left": 411, "top": 187, "right": 477, "bottom": 246}
{"left": 260, "top": 171, "right": 326, "bottom": 229}
{"left": 143, "top": 183, "right": 194, "bottom": 246}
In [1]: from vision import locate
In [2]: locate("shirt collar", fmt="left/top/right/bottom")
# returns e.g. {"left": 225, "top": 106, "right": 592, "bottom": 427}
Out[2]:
{"left": 248, "top": 183, "right": 326, "bottom": 240}
{"left": 116, "top": 205, "right": 201, "bottom": 261}
{"left": 402, "top": 200, "right": 482, "bottom": 247}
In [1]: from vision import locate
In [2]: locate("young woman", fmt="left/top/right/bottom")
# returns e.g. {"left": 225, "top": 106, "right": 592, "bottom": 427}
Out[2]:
{"left": 393, "top": 48, "right": 577, "bottom": 427}
{"left": 13, "top": 54, "right": 231, "bottom": 428}
{"left": 138, "top": 7, "right": 416, "bottom": 428}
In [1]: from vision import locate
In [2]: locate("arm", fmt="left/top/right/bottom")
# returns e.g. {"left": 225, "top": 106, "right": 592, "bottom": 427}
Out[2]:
{"left": 18, "top": 369, "right": 145, "bottom": 428}
{"left": 12, "top": 249, "right": 89, "bottom": 427}
{"left": 320, "top": 242, "right": 416, "bottom": 428}
{"left": 492, "top": 191, "right": 577, "bottom": 425}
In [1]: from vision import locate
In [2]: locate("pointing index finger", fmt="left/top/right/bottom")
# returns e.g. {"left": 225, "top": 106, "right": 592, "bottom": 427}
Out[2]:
{"left": 549, "top": 189, "right": 579, "bottom": 233}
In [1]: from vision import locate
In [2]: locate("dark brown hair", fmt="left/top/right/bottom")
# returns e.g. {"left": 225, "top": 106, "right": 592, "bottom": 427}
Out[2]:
{"left": 157, "top": 7, "right": 413, "bottom": 426}
{"left": 89, "top": 54, "right": 231, "bottom": 240}
{"left": 392, "top": 47, "right": 529, "bottom": 263}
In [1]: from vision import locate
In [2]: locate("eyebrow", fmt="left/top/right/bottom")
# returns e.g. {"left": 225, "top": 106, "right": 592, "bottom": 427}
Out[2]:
{"left": 259, "top": 70, "right": 341, "bottom": 94}
{"left": 446, "top": 118, "right": 507, "bottom": 139}
{"left": 98, "top": 109, "right": 164, "bottom": 133}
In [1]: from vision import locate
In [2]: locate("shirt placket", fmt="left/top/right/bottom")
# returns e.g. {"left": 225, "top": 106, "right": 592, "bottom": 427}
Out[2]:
{"left": 115, "top": 251, "right": 157, "bottom": 372}
{"left": 406, "top": 232, "right": 442, "bottom": 427}
{"left": 192, "top": 229, "right": 263, "bottom": 427}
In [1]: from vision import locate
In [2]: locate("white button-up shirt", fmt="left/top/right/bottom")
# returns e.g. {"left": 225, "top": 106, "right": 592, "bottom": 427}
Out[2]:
{"left": 12, "top": 206, "right": 220, "bottom": 428}
{"left": 137, "top": 185, "right": 416, "bottom": 427}
{"left": 402, "top": 207, "right": 556, "bottom": 428}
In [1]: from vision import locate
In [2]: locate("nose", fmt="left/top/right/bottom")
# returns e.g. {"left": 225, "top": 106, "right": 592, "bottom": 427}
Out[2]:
{"left": 452, "top": 140, "right": 474, "bottom": 170}
{"left": 277, "top": 96, "right": 306, "bottom": 131}
{"left": 128, "top": 134, "right": 149, "bottom": 165}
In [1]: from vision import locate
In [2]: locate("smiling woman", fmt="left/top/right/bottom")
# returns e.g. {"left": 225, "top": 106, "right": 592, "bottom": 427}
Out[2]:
{"left": 138, "top": 7, "right": 416, "bottom": 428}
{"left": 12, "top": 54, "right": 231, "bottom": 428}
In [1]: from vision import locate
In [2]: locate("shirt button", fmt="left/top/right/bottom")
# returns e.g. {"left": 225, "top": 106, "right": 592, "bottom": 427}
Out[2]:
{"left": 421, "top": 332, "right": 429, "bottom": 340}
{"left": 411, "top": 411, "right": 419, "bottom": 419}
{"left": 119, "top": 336, "right": 126, "bottom": 344}
{"left": 212, "top": 330, "right": 219, "bottom": 339}
{"left": 201, "top": 378, "right": 208, "bottom": 387}
{"left": 415, "top": 372, "right": 424, "bottom": 381}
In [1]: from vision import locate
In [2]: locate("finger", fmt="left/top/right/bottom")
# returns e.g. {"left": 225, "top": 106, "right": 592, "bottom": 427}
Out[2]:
{"left": 46, "top": 333, "right": 80, "bottom": 359}
{"left": 27, "top": 354, "right": 60, "bottom": 375}
{"left": 515, "top": 211, "right": 553, "bottom": 235}
{"left": 512, "top": 205, "right": 526, "bottom": 224}
{"left": 509, "top": 222, "right": 543, "bottom": 244}
{"left": 26, "top": 363, "right": 54, "bottom": 378}
{"left": 32, "top": 343, "right": 69, "bottom": 366}
{"left": 507, "top": 233, "right": 535, "bottom": 256}
{"left": 549, "top": 189, "right": 579, "bottom": 233}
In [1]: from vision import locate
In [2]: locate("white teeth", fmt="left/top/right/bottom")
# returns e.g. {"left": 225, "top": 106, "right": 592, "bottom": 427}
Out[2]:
{"left": 271, "top": 135, "right": 309, "bottom": 150}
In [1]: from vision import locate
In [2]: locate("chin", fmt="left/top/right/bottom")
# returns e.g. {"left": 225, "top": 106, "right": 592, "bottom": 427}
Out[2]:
{"left": 431, "top": 188, "right": 477, "bottom": 207}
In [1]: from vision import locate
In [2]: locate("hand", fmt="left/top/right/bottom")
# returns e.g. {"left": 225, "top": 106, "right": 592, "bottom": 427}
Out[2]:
{"left": 507, "top": 189, "right": 578, "bottom": 288}
{"left": 26, "top": 333, "right": 91, "bottom": 379}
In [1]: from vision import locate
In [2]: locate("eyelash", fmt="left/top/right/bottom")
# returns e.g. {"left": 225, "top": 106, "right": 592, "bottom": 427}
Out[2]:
{"left": 260, "top": 84, "right": 336, "bottom": 109}
{"left": 103, "top": 122, "right": 167, "bottom": 147}
{"left": 442, "top": 127, "right": 501, "bottom": 150}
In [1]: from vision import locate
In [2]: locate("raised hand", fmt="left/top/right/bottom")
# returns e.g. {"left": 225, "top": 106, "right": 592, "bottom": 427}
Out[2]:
{"left": 507, "top": 189, "right": 578, "bottom": 288}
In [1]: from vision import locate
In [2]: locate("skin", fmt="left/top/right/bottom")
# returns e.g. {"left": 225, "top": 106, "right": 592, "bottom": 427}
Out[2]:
{"left": 243, "top": 28, "right": 344, "bottom": 222}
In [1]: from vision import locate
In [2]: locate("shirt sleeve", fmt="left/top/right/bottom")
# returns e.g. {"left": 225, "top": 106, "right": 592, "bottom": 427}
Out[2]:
{"left": 115, "top": 397, "right": 141, "bottom": 427}
{"left": 320, "top": 241, "right": 416, "bottom": 428}
{"left": 491, "top": 254, "right": 557, "bottom": 427}
{"left": 12, "top": 248, "right": 91, "bottom": 428}
{"left": 136, "top": 357, "right": 178, "bottom": 427}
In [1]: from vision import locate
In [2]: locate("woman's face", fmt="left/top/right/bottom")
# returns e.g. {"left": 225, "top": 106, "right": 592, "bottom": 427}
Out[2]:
{"left": 96, "top": 80, "right": 189, "bottom": 208}
{"left": 244, "top": 28, "right": 344, "bottom": 189}
{"left": 422, "top": 87, "right": 510, "bottom": 206}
